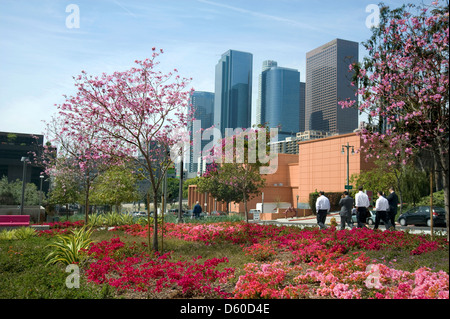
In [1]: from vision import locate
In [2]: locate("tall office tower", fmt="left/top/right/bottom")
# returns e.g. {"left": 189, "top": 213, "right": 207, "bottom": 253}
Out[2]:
{"left": 214, "top": 50, "right": 253, "bottom": 136}
{"left": 305, "top": 38, "right": 359, "bottom": 134}
{"left": 187, "top": 91, "right": 214, "bottom": 175}
{"left": 256, "top": 60, "right": 277, "bottom": 125}
{"left": 299, "top": 81, "right": 306, "bottom": 132}
{"left": 258, "top": 60, "right": 300, "bottom": 141}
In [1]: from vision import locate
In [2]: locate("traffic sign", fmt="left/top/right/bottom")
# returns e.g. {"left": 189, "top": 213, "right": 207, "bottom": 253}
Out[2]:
{"left": 344, "top": 185, "right": 353, "bottom": 190}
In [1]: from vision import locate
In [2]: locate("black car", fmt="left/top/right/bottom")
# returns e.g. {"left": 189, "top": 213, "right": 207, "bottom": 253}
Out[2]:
{"left": 397, "top": 206, "right": 446, "bottom": 227}
{"left": 351, "top": 210, "right": 384, "bottom": 225}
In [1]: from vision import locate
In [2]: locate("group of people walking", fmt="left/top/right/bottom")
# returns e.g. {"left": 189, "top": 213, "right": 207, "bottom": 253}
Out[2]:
{"left": 315, "top": 186, "right": 399, "bottom": 230}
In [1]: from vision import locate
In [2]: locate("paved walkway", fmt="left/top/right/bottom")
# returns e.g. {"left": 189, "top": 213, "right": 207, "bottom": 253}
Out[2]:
{"left": 254, "top": 211, "right": 447, "bottom": 235}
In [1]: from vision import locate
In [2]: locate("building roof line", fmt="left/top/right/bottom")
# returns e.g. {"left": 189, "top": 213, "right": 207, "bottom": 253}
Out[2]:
{"left": 297, "top": 132, "right": 358, "bottom": 145}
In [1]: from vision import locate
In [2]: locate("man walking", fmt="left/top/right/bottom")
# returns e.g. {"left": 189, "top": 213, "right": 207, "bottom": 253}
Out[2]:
{"left": 387, "top": 186, "right": 399, "bottom": 229}
{"left": 339, "top": 191, "right": 354, "bottom": 230}
{"left": 193, "top": 201, "right": 202, "bottom": 219}
{"left": 355, "top": 186, "right": 370, "bottom": 228}
{"left": 315, "top": 191, "right": 330, "bottom": 229}
{"left": 374, "top": 191, "right": 392, "bottom": 230}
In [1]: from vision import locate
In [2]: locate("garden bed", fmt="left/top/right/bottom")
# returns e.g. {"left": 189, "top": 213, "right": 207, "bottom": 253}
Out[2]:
{"left": 1, "top": 220, "right": 448, "bottom": 299}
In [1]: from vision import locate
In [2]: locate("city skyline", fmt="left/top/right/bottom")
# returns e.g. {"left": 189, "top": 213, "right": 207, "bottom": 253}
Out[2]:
{"left": 0, "top": 0, "right": 415, "bottom": 136}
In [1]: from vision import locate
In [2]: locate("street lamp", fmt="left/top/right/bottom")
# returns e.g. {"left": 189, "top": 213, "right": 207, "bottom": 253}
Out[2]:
{"left": 20, "top": 157, "right": 29, "bottom": 215}
{"left": 341, "top": 143, "right": 354, "bottom": 189}
{"left": 39, "top": 175, "right": 44, "bottom": 223}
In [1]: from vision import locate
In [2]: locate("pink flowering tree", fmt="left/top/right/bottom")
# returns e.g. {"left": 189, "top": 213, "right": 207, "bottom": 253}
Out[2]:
{"left": 44, "top": 115, "right": 113, "bottom": 222}
{"left": 51, "top": 48, "right": 193, "bottom": 251}
{"left": 340, "top": 1, "right": 449, "bottom": 237}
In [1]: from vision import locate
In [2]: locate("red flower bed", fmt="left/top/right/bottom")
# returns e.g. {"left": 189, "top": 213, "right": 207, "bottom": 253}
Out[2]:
{"left": 84, "top": 237, "right": 234, "bottom": 298}
{"left": 54, "top": 221, "right": 448, "bottom": 299}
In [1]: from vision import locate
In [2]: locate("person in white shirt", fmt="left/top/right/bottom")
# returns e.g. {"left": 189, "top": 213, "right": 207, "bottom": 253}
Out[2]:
{"left": 355, "top": 186, "right": 370, "bottom": 228}
{"left": 315, "top": 191, "right": 330, "bottom": 229}
{"left": 374, "top": 191, "right": 392, "bottom": 230}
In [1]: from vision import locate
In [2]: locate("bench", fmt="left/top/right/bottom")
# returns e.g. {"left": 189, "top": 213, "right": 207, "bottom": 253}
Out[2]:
{"left": 0, "top": 215, "right": 30, "bottom": 227}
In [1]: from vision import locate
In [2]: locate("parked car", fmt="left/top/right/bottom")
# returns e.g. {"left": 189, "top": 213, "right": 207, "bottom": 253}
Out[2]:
{"left": 132, "top": 211, "right": 147, "bottom": 218}
{"left": 397, "top": 206, "right": 446, "bottom": 227}
{"left": 351, "top": 210, "right": 383, "bottom": 225}
{"left": 183, "top": 209, "right": 206, "bottom": 219}
{"left": 169, "top": 208, "right": 185, "bottom": 215}
{"left": 209, "top": 210, "right": 227, "bottom": 217}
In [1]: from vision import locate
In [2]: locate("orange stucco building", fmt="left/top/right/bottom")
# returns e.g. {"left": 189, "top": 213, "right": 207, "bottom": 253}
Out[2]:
{"left": 188, "top": 132, "right": 374, "bottom": 217}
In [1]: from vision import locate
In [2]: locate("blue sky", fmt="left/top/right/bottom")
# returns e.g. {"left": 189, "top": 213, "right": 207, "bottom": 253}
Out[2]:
{"left": 0, "top": 0, "right": 419, "bottom": 135}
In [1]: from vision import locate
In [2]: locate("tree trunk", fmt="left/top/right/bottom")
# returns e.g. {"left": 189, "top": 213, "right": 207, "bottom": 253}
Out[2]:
{"left": 243, "top": 192, "right": 248, "bottom": 223}
{"left": 85, "top": 178, "right": 90, "bottom": 224}
{"left": 153, "top": 195, "right": 159, "bottom": 252}
{"left": 146, "top": 192, "right": 152, "bottom": 252}
{"left": 437, "top": 140, "right": 449, "bottom": 241}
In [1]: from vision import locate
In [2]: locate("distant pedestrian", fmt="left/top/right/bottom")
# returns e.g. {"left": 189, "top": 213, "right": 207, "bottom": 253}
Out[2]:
{"left": 315, "top": 191, "right": 330, "bottom": 229}
{"left": 355, "top": 186, "right": 370, "bottom": 228}
{"left": 339, "top": 191, "right": 354, "bottom": 230}
{"left": 374, "top": 191, "right": 392, "bottom": 230}
{"left": 193, "top": 201, "right": 202, "bottom": 219}
{"left": 387, "top": 186, "right": 399, "bottom": 229}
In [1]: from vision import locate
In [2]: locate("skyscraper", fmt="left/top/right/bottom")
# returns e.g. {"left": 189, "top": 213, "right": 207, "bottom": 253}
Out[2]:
{"left": 214, "top": 50, "right": 253, "bottom": 136}
{"left": 299, "top": 81, "right": 306, "bottom": 133}
{"left": 256, "top": 60, "right": 278, "bottom": 125}
{"left": 305, "top": 38, "right": 359, "bottom": 134}
{"left": 187, "top": 91, "right": 214, "bottom": 175}
{"left": 257, "top": 60, "right": 300, "bottom": 141}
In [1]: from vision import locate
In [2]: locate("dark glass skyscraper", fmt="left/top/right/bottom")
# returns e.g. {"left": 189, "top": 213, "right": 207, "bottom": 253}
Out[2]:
{"left": 257, "top": 61, "right": 300, "bottom": 141}
{"left": 214, "top": 50, "right": 253, "bottom": 136}
{"left": 188, "top": 91, "right": 214, "bottom": 174}
{"left": 299, "top": 82, "right": 306, "bottom": 133}
{"left": 305, "top": 38, "right": 359, "bottom": 134}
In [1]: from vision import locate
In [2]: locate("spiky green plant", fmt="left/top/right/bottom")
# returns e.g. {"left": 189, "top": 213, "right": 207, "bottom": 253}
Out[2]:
{"left": 87, "top": 213, "right": 104, "bottom": 227}
{"left": 46, "top": 226, "right": 93, "bottom": 266}
{"left": 0, "top": 227, "right": 37, "bottom": 240}
{"left": 118, "top": 213, "right": 134, "bottom": 226}
{"left": 103, "top": 212, "right": 120, "bottom": 226}
{"left": 0, "top": 229, "right": 15, "bottom": 240}
{"left": 12, "top": 227, "right": 37, "bottom": 239}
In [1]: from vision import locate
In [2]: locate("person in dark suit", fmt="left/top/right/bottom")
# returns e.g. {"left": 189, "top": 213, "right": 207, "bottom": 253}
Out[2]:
{"left": 387, "top": 186, "right": 399, "bottom": 229}
{"left": 339, "top": 191, "right": 354, "bottom": 230}
{"left": 193, "top": 201, "right": 202, "bottom": 219}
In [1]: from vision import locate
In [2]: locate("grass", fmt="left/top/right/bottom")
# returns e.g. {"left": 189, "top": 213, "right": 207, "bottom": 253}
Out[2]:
{"left": 0, "top": 235, "right": 113, "bottom": 298}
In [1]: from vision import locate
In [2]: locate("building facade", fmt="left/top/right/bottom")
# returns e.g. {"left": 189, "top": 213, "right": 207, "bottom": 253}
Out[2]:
{"left": 214, "top": 50, "right": 253, "bottom": 136}
{"left": 305, "top": 38, "right": 359, "bottom": 134}
{"left": 0, "top": 131, "right": 49, "bottom": 193}
{"left": 188, "top": 133, "right": 374, "bottom": 215}
{"left": 257, "top": 61, "right": 301, "bottom": 141}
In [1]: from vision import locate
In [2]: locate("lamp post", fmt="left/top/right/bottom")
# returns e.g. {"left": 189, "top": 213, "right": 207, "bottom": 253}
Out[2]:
{"left": 341, "top": 142, "right": 354, "bottom": 189}
{"left": 20, "top": 157, "right": 29, "bottom": 215}
{"left": 296, "top": 195, "right": 299, "bottom": 218}
{"left": 39, "top": 175, "right": 44, "bottom": 223}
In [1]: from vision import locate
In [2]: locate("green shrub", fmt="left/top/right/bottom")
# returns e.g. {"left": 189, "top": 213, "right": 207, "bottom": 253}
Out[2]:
{"left": 418, "top": 190, "right": 445, "bottom": 208}
{"left": 46, "top": 226, "right": 93, "bottom": 266}
{"left": 309, "top": 190, "right": 343, "bottom": 214}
